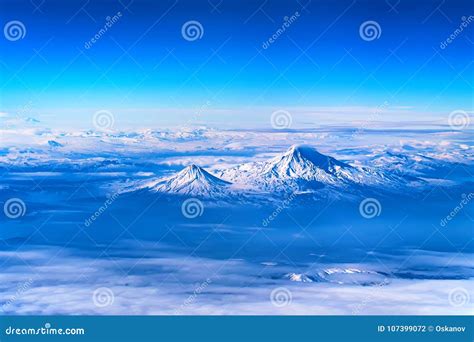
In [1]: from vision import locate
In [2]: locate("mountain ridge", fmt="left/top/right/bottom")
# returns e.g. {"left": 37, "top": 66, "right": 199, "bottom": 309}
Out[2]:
{"left": 129, "top": 145, "right": 424, "bottom": 199}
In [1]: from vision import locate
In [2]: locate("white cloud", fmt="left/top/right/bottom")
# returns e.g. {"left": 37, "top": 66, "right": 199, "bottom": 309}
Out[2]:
{"left": 1, "top": 247, "right": 472, "bottom": 315}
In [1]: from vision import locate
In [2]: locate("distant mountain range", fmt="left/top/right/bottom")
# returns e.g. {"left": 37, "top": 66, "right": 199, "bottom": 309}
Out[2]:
{"left": 129, "top": 145, "right": 425, "bottom": 200}
{"left": 283, "top": 268, "right": 389, "bottom": 286}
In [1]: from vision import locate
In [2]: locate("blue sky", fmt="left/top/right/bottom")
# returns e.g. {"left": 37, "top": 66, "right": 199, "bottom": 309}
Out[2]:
{"left": 0, "top": 0, "right": 472, "bottom": 127}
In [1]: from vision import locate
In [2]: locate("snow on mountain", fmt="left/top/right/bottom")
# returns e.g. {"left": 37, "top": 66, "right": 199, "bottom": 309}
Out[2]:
{"left": 367, "top": 149, "right": 473, "bottom": 182}
{"left": 263, "top": 145, "right": 349, "bottom": 182}
{"left": 137, "top": 164, "right": 232, "bottom": 198}
{"left": 217, "top": 145, "right": 421, "bottom": 194}
{"left": 283, "top": 268, "right": 389, "bottom": 286}
{"left": 367, "top": 151, "right": 439, "bottom": 176}
{"left": 317, "top": 268, "right": 389, "bottom": 285}
{"left": 284, "top": 273, "right": 315, "bottom": 283}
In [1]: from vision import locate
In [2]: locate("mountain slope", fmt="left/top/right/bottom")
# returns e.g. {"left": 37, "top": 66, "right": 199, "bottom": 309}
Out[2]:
{"left": 141, "top": 164, "right": 232, "bottom": 197}
{"left": 125, "top": 145, "right": 424, "bottom": 200}
{"left": 217, "top": 145, "right": 421, "bottom": 194}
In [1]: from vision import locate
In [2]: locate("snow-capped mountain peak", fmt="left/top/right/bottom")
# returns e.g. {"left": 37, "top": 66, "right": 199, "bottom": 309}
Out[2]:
{"left": 263, "top": 145, "right": 349, "bottom": 179}
{"left": 170, "top": 164, "right": 229, "bottom": 187}
{"left": 217, "top": 144, "right": 423, "bottom": 196}
{"left": 141, "top": 164, "right": 231, "bottom": 197}
{"left": 284, "top": 272, "right": 315, "bottom": 283}
{"left": 176, "top": 164, "right": 215, "bottom": 182}
{"left": 126, "top": 145, "right": 425, "bottom": 200}
{"left": 218, "top": 145, "right": 356, "bottom": 190}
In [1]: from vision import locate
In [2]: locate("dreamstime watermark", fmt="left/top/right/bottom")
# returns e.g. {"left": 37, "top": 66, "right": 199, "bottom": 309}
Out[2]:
{"left": 179, "top": 100, "right": 212, "bottom": 132}
{"left": 92, "top": 110, "right": 115, "bottom": 131}
{"left": 359, "top": 20, "right": 382, "bottom": 41}
{"left": 181, "top": 20, "right": 204, "bottom": 41}
{"left": 92, "top": 287, "right": 114, "bottom": 308}
{"left": 262, "top": 11, "right": 300, "bottom": 49}
{"left": 3, "top": 198, "right": 26, "bottom": 219}
{"left": 351, "top": 101, "right": 389, "bottom": 138}
{"left": 440, "top": 193, "right": 473, "bottom": 227}
{"left": 359, "top": 198, "right": 382, "bottom": 219}
{"left": 173, "top": 278, "right": 212, "bottom": 314}
{"left": 448, "top": 110, "right": 470, "bottom": 130}
{"left": 270, "top": 109, "right": 292, "bottom": 129}
{"left": 5, "top": 323, "right": 85, "bottom": 336}
{"left": 270, "top": 287, "right": 292, "bottom": 307}
{"left": 181, "top": 198, "right": 204, "bottom": 219}
{"left": 17, "top": 100, "right": 34, "bottom": 117}
{"left": 2, "top": 278, "right": 34, "bottom": 312}
{"left": 3, "top": 20, "right": 26, "bottom": 41}
{"left": 84, "top": 192, "right": 120, "bottom": 227}
{"left": 440, "top": 16, "right": 474, "bottom": 49}
{"left": 262, "top": 192, "right": 297, "bottom": 227}
{"left": 448, "top": 287, "right": 470, "bottom": 307}
{"left": 84, "top": 12, "right": 123, "bottom": 49}
{"left": 351, "top": 278, "right": 389, "bottom": 314}
{"left": 1, "top": 101, "right": 35, "bottom": 131}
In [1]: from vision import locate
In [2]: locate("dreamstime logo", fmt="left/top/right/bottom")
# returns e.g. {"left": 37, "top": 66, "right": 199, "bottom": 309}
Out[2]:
{"left": 359, "top": 21, "right": 382, "bottom": 41}
{"left": 271, "top": 110, "right": 292, "bottom": 129}
{"left": 173, "top": 278, "right": 212, "bottom": 314}
{"left": 181, "top": 198, "right": 204, "bottom": 219}
{"left": 84, "top": 192, "right": 120, "bottom": 227}
{"left": 93, "top": 110, "right": 115, "bottom": 131}
{"left": 4, "top": 20, "right": 26, "bottom": 41}
{"left": 448, "top": 287, "right": 470, "bottom": 307}
{"left": 440, "top": 16, "right": 474, "bottom": 49}
{"left": 270, "top": 287, "right": 292, "bottom": 307}
{"left": 262, "top": 192, "right": 297, "bottom": 227}
{"left": 448, "top": 110, "right": 470, "bottom": 130}
{"left": 84, "top": 12, "right": 123, "bottom": 49}
{"left": 179, "top": 100, "right": 212, "bottom": 132}
{"left": 3, "top": 198, "right": 26, "bottom": 219}
{"left": 16, "top": 100, "right": 34, "bottom": 117}
{"left": 181, "top": 20, "right": 204, "bottom": 41}
{"left": 92, "top": 287, "right": 114, "bottom": 308}
{"left": 2, "top": 278, "right": 34, "bottom": 312}
{"left": 262, "top": 11, "right": 300, "bottom": 49}
{"left": 359, "top": 198, "right": 382, "bottom": 219}
{"left": 351, "top": 101, "right": 389, "bottom": 138}
{"left": 440, "top": 193, "right": 473, "bottom": 227}
{"left": 351, "top": 278, "right": 390, "bottom": 314}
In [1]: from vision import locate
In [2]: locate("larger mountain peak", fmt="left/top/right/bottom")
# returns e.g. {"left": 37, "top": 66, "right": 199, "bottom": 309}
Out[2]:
{"left": 263, "top": 145, "right": 349, "bottom": 178}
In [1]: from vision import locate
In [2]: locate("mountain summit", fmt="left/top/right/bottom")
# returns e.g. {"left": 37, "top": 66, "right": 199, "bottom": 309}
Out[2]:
{"left": 217, "top": 145, "right": 416, "bottom": 194}
{"left": 128, "top": 145, "right": 422, "bottom": 200}
{"left": 262, "top": 145, "right": 350, "bottom": 182}
{"left": 143, "top": 164, "right": 231, "bottom": 197}
{"left": 218, "top": 145, "right": 356, "bottom": 190}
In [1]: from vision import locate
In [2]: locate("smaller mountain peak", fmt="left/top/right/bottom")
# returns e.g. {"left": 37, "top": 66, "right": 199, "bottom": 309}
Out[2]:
{"left": 284, "top": 273, "right": 315, "bottom": 283}
{"left": 177, "top": 164, "right": 230, "bottom": 184}
{"left": 178, "top": 164, "right": 204, "bottom": 179}
{"left": 143, "top": 164, "right": 231, "bottom": 197}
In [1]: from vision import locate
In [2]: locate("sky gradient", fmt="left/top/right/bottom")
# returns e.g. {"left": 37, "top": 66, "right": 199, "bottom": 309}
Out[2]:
{"left": 0, "top": 0, "right": 473, "bottom": 128}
